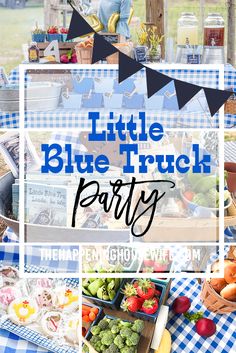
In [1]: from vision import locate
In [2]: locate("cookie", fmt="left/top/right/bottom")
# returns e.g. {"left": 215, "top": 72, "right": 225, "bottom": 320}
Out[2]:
{"left": 0, "top": 286, "right": 22, "bottom": 311}
{"left": 34, "top": 288, "right": 56, "bottom": 309}
{"left": 64, "top": 313, "right": 80, "bottom": 344}
{"left": 41, "top": 311, "right": 64, "bottom": 338}
{"left": 56, "top": 287, "right": 79, "bottom": 312}
{"left": 8, "top": 297, "right": 39, "bottom": 325}
{"left": 0, "top": 266, "right": 19, "bottom": 286}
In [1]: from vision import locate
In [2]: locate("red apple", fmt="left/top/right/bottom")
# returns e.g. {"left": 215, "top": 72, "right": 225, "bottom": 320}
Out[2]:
{"left": 195, "top": 318, "right": 216, "bottom": 337}
{"left": 172, "top": 296, "right": 191, "bottom": 314}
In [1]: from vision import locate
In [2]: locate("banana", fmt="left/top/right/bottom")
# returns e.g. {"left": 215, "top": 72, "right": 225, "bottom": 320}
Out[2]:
{"left": 108, "top": 8, "right": 134, "bottom": 33}
{"left": 108, "top": 12, "right": 120, "bottom": 33}
{"left": 128, "top": 7, "right": 134, "bottom": 25}
{"left": 154, "top": 329, "right": 172, "bottom": 353}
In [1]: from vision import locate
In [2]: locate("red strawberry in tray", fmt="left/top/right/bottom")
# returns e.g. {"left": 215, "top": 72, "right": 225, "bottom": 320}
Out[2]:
{"left": 143, "top": 259, "right": 155, "bottom": 268}
{"left": 141, "top": 297, "right": 159, "bottom": 315}
{"left": 136, "top": 279, "right": 155, "bottom": 300}
{"left": 122, "top": 283, "right": 137, "bottom": 298}
{"left": 122, "top": 296, "right": 142, "bottom": 313}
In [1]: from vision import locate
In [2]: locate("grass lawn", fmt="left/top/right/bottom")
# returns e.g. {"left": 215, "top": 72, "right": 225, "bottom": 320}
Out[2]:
{"left": 0, "top": 6, "right": 43, "bottom": 73}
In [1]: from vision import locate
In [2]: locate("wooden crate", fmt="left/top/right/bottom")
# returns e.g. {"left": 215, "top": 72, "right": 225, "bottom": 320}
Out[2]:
{"left": 137, "top": 217, "right": 219, "bottom": 242}
{"left": 37, "top": 42, "right": 77, "bottom": 58}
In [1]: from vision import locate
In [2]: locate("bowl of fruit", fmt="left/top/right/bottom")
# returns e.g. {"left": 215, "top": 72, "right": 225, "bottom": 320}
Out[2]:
{"left": 182, "top": 173, "right": 231, "bottom": 217}
{"left": 120, "top": 279, "right": 166, "bottom": 322}
{"left": 32, "top": 27, "right": 46, "bottom": 42}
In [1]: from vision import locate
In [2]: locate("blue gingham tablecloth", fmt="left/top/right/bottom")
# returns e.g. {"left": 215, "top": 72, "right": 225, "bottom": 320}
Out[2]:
{"left": 1, "top": 65, "right": 235, "bottom": 129}
{"left": 0, "top": 246, "right": 236, "bottom": 353}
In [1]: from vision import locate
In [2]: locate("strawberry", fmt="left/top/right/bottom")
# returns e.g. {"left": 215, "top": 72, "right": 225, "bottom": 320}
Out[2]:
{"left": 122, "top": 296, "right": 142, "bottom": 312}
{"left": 143, "top": 259, "right": 155, "bottom": 267}
{"left": 153, "top": 262, "right": 168, "bottom": 272}
{"left": 122, "top": 283, "right": 137, "bottom": 297}
{"left": 136, "top": 279, "right": 155, "bottom": 300}
{"left": 141, "top": 298, "right": 159, "bottom": 315}
{"left": 142, "top": 267, "right": 154, "bottom": 273}
{"left": 154, "top": 289, "right": 162, "bottom": 297}
{"left": 183, "top": 191, "right": 195, "bottom": 201}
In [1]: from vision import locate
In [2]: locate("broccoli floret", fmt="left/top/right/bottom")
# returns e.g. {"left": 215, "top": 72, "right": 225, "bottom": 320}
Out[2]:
{"left": 120, "top": 347, "right": 136, "bottom": 353}
{"left": 120, "top": 321, "right": 132, "bottom": 328}
{"left": 100, "top": 345, "right": 107, "bottom": 352}
{"left": 109, "top": 319, "right": 121, "bottom": 329}
{"left": 132, "top": 319, "right": 145, "bottom": 333}
{"left": 82, "top": 345, "right": 89, "bottom": 353}
{"left": 120, "top": 327, "right": 133, "bottom": 339}
{"left": 91, "top": 325, "right": 101, "bottom": 336}
{"left": 111, "top": 325, "right": 120, "bottom": 334}
{"left": 126, "top": 332, "right": 140, "bottom": 346}
{"left": 101, "top": 331, "right": 115, "bottom": 346}
{"left": 90, "top": 336, "right": 101, "bottom": 345}
{"left": 114, "top": 335, "right": 125, "bottom": 349}
{"left": 104, "top": 343, "right": 119, "bottom": 353}
{"left": 98, "top": 319, "right": 109, "bottom": 330}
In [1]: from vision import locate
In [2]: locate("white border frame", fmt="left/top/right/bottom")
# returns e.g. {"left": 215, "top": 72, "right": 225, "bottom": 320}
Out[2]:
{"left": 19, "top": 63, "right": 225, "bottom": 278}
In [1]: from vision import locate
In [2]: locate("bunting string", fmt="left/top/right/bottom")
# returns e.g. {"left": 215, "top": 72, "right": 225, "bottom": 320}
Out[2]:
{"left": 67, "top": 6, "right": 234, "bottom": 117}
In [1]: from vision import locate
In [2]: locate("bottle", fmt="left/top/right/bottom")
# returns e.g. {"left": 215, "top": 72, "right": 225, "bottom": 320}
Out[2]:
{"left": 204, "top": 13, "right": 225, "bottom": 47}
{"left": 28, "top": 41, "right": 39, "bottom": 63}
{"left": 177, "top": 12, "right": 199, "bottom": 46}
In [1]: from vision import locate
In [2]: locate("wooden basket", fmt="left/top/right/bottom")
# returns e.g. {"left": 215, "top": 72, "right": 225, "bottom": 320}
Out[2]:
{"left": 225, "top": 98, "right": 236, "bottom": 114}
{"left": 201, "top": 278, "right": 236, "bottom": 314}
{"left": 75, "top": 46, "right": 93, "bottom": 64}
{"left": 106, "top": 52, "right": 119, "bottom": 64}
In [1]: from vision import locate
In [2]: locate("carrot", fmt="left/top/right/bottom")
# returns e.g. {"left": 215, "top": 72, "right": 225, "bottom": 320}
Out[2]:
{"left": 82, "top": 305, "right": 92, "bottom": 311}
{"left": 90, "top": 307, "right": 99, "bottom": 314}
{"left": 83, "top": 315, "right": 90, "bottom": 323}
{"left": 82, "top": 309, "right": 90, "bottom": 316}
{"left": 89, "top": 312, "right": 96, "bottom": 321}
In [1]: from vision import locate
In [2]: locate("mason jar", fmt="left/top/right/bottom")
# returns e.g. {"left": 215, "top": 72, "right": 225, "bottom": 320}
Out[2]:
{"left": 177, "top": 12, "right": 199, "bottom": 46}
{"left": 204, "top": 13, "right": 225, "bottom": 46}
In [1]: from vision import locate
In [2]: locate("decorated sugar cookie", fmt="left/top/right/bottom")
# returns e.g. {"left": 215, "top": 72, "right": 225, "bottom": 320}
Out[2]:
{"left": 0, "top": 286, "right": 22, "bottom": 311}
{"left": 33, "top": 288, "right": 55, "bottom": 309}
{"left": 64, "top": 313, "right": 80, "bottom": 344}
{"left": 56, "top": 287, "right": 79, "bottom": 312}
{"left": 0, "top": 266, "right": 19, "bottom": 286}
{"left": 8, "top": 297, "right": 39, "bottom": 325}
{"left": 41, "top": 311, "right": 64, "bottom": 338}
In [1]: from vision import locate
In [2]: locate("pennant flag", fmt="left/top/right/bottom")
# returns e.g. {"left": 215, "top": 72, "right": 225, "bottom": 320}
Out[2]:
{"left": 92, "top": 33, "right": 118, "bottom": 64}
{"left": 203, "top": 87, "right": 233, "bottom": 116}
{"left": 146, "top": 67, "right": 173, "bottom": 98}
{"left": 119, "top": 52, "right": 144, "bottom": 83}
{"left": 174, "top": 79, "right": 202, "bottom": 109}
{"left": 67, "top": 9, "right": 94, "bottom": 40}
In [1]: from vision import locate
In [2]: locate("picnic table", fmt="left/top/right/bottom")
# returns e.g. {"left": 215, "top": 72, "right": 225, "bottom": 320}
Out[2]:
{"left": 0, "top": 65, "right": 235, "bottom": 129}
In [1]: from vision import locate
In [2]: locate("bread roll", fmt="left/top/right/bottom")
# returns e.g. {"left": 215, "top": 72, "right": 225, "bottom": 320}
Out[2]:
{"left": 220, "top": 283, "right": 236, "bottom": 302}
{"left": 210, "top": 278, "right": 227, "bottom": 293}
{"left": 224, "top": 262, "right": 236, "bottom": 284}
{"left": 211, "top": 259, "right": 233, "bottom": 273}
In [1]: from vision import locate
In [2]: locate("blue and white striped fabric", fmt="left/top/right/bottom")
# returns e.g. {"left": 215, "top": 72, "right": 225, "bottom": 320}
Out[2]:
{"left": 0, "top": 65, "right": 235, "bottom": 129}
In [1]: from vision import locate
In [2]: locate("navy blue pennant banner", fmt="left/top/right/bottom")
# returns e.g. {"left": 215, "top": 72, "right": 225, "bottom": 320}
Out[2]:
{"left": 203, "top": 87, "right": 233, "bottom": 117}
{"left": 174, "top": 79, "right": 202, "bottom": 110}
{"left": 92, "top": 33, "right": 118, "bottom": 64}
{"left": 66, "top": 9, "right": 95, "bottom": 40}
{"left": 146, "top": 67, "right": 172, "bottom": 98}
{"left": 118, "top": 52, "right": 144, "bottom": 83}
{"left": 67, "top": 5, "right": 234, "bottom": 115}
